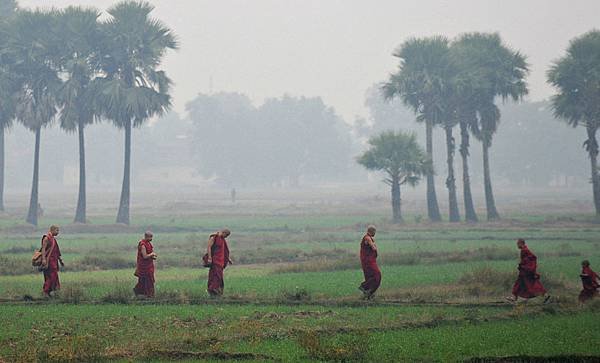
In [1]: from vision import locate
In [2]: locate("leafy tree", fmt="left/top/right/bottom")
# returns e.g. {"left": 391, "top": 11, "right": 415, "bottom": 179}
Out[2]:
{"left": 452, "top": 33, "right": 528, "bottom": 220}
{"left": 0, "top": 0, "right": 19, "bottom": 211}
{"left": 96, "top": 1, "right": 177, "bottom": 224}
{"left": 56, "top": 6, "right": 102, "bottom": 223}
{"left": 188, "top": 93, "right": 355, "bottom": 187}
{"left": 548, "top": 30, "right": 600, "bottom": 215}
{"left": 383, "top": 36, "right": 456, "bottom": 222}
{"left": 9, "top": 9, "right": 61, "bottom": 225}
{"left": 357, "top": 131, "right": 430, "bottom": 223}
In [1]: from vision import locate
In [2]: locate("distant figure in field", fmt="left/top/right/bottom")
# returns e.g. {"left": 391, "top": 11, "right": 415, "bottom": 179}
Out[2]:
{"left": 37, "top": 203, "right": 44, "bottom": 218}
{"left": 134, "top": 231, "right": 157, "bottom": 298}
{"left": 507, "top": 239, "right": 550, "bottom": 304}
{"left": 359, "top": 225, "right": 381, "bottom": 300}
{"left": 205, "top": 229, "right": 232, "bottom": 297}
{"left": 41, "top": 225, "right": 63, "bottom": 297}
{"left": 231, "top": 188, "right": 236, "bottom": 204}
{"left": 579, "top": 260, "right": 599, "bottom": 303}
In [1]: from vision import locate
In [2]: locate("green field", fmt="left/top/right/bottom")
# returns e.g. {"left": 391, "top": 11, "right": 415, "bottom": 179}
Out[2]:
{"left": 1, "top": 212, "right": 600, "bottom": 362}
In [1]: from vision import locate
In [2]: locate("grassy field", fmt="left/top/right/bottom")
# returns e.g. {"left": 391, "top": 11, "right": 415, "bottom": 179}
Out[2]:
{"left": 1, "top": 209, "right": 600, "bottom": 361}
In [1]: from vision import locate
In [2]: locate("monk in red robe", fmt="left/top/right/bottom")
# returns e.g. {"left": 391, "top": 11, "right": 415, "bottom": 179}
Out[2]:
{"left": 579, "top": 260, "right": 599, "bottom": 303}
{"left": 359, "top": 225, "right": 381, "bottom": 300}
{"left": 507, "top": 239, "right": 550, "bottom": 304}
{"left": 41, "top": 225, "right": 64, "bottom": 297}
{"left": 206, "top": 229, "right": 232, "bottom": 297}
{"left": 134, "top": 232, "right": 157, "bottom": 298}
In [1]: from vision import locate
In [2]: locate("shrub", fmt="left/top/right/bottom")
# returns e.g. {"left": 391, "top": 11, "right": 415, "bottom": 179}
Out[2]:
{"left": 58, "top": 284, "right": 87, "bottom": 304}
{"left": 297, "top": 330, "right": 369, "bottom": 362}
{"left": 282, "top": 287, "right": 311, "bottom": 301}
{"left": 102, "top": 284, "right": 132, "bottom": 304}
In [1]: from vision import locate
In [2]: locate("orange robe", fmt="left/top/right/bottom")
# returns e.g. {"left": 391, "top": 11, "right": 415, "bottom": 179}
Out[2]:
{"left": 134, "top": 239, "right": 155, "bottom": 297}
{"left": 579, "top": 266, "right": 599, "bottom": 302}
{"left": 512, "top": 246, "right": 546, "bottom": 298}
{"left": 207, "top": 234, "right": 230, "bottom": 296}
{"left": 42, "top": 235, "right": 61, "bottom": 295}
{"left": 360, "top": 234, "right": 381, "bottom": 296}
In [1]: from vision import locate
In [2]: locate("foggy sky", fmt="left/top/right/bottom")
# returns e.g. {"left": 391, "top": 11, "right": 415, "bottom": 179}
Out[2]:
{"left": 20, "top": 0, "right": 600, "bottom": 122}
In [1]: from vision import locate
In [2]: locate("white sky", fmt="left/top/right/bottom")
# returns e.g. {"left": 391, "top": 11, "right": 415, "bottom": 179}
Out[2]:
{"left": 21, "top": 0, "right": 600, "bottom": 122}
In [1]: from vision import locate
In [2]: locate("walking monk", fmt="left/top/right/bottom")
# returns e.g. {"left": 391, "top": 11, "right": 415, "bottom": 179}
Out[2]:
{"left": 134, "top": 232, "right": 157, "bottom": 298}
{"left": 579, "top": 260, "right": 599, "bottom": 303}
{"left": 205, "top": 229, "right": 232, "bottom": 297}
{"left": 507, "top": 239, "right": 550, "bottom": 304}
{"left": 359, "top": 225, "right": 381, "bottom": 299}
{"left": 41, "top": 225, "right": 63, "bottom": 297}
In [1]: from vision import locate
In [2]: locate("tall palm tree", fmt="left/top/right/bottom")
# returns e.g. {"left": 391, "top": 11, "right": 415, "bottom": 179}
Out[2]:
{"left": 0, "top": 0, "right": 19, "bottom": 212}
{"left": 452, "top": 33, "right": 528, "bottom": 220}
{"left": 9, "top": 9, "right": 61, "bottom": 226}
{"left": 96, "top": 1, "right": 177, "bottom": 225}
{"left": 357, "top": 131, "right": 431, "bottom": 223}
{"left": 450, "top": 43, "right": 482, "bottom": 222}
{"left": 56, "top": 6, "right": 102, "bottom": 224}
{"left": 456, "top": 104, "right": 479, "bottom": 222}
{"left": 548, "top": 30, "right": 600, "bottom": 215}
{"left": 383, "top": 36, "right": 457, "bottom": 222}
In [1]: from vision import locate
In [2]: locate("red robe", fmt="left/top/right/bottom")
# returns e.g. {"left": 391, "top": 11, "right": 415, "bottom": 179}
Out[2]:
{"left": 42, "top": 235, "right": 61, "bottom": 295}
{"left": 579, "top": 266, "right": 599, "bottom": 302}
{"left": 207, "top": 234, "right": 230, "bottom": 296}
{"left": 512, "top": 246, "right": 547, "bottom": 298}
{"left": 359, "top": 234, "right": 381, "bottom": 295}
{"left": 134, "top": 239, "right": 155, "bottom": 297}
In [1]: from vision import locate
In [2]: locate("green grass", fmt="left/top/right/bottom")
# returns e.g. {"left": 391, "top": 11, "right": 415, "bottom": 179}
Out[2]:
{"left": 2, "top": 213, "right": 600, "bottom": 361}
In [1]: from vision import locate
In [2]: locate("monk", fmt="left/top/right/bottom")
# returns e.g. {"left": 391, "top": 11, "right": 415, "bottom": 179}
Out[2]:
{"left": 206, "top": 229, "right": 232, "bottom": 297}
{"left": 41, "top": 225, "right": 64, "bottom": 297}
{"left": 359, "top": 225, "right": 381, "bottom": 300}
{"left": 507, "top": 239, "right": 550, "bottom": 304}
{"left": 134, "top": 232, "right": 157, "bottom": 298}
{"left": 579, "top": 260, "right": 599, "bottom": 303}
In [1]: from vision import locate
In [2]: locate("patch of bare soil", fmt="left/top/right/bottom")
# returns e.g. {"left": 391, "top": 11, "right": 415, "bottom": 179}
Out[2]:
{"left": 465, "top": 356, "right": 600, "bottom": 363}
{"left": 144, "top": 350, "right": 275, "bottom": 361}
{"left": 251, "top": 310, "right": 337, "bottom": 321}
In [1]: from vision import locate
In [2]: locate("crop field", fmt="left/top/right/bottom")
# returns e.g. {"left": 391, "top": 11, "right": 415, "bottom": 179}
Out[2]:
{"left": 1, "top": 201, "right": 600, "bottom": 362}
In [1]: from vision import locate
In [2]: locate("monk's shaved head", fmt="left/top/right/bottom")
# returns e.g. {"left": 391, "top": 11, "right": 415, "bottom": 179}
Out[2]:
{"left": 221, "top": 228, "right": 231, "bottom": 237}
{"left": 582, "top": 260, "right": 590, "bottom": 267}
{"left": 367, "top": 225, "right": 376, "bottom": 234}
{"left": 145, "top": 231, "right": 153, "bottom": 239}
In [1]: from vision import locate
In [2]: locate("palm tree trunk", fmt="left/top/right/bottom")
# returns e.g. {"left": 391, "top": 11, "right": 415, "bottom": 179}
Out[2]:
{"left": 26, "top": 127, "right": 41, "bottom": 226}
{"left": 459, "top": 122, "right": 478, "bottom": 222}
{"left": 0, "top": 127, "right": 5, "bottom": 212}
{"left": 482, "top": 141, "right": 500, "bottom": 220}
{"left": 74, "top": 120, "right": 87, "bottom": 223}
{"left": 445, "top": 126, "right": 460, "bottom": 222}
{"left": 586, "top": 126, "right": 600, "bottom": 215}
{"left": 116, "top": 119, "right": 131, "bottom": 225}
{"left": 391, "top": 174, "right": 402, "bottom": 223}
{"left": 425, "top": 120, "right": 441, "bottom": 222}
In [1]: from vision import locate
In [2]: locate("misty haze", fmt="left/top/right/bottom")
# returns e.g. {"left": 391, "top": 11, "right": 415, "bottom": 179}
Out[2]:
{"left": 1, "top": 0, "right": 600, "bottom": 361}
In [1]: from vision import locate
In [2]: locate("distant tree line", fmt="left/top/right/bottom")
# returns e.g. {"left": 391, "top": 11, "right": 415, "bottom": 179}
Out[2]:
{"left": 2, "top": 0, "right": 600, "bottom": 225}
{"left": 357, "top": 31, "right": 600, "bottom": 222}
{"left": 0, "top": 0, "right": 176, "bottom": 225}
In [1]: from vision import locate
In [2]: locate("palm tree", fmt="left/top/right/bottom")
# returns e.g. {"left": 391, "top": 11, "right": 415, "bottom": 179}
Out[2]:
{"left": 96, "top": 1, "right": 177, "bottom": 225}
{"left": 9, "top": 9, "right": 61, "bottom": 226}
{"left": 0, "top": 0, "right": 19, "bottom": 212}
{"left": 357, "top": 131, "right": 431, "bottom": 223}
{"left": 456, "top": 104, "right": 479, "bottom": 222}
{"left": 449, "top": 43, "right": 482, "bottom": 222}
{"left": 56, "top": 6, "right": 102, "bottom": 224}
{"left": 548, "top": 30, "right": 600, "bottom": 215}
{"left": 383, "top": 36, "right": 457, "bottom": 222}
{"left": 452, "top": 33, "right": 528, "bottom": 220}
